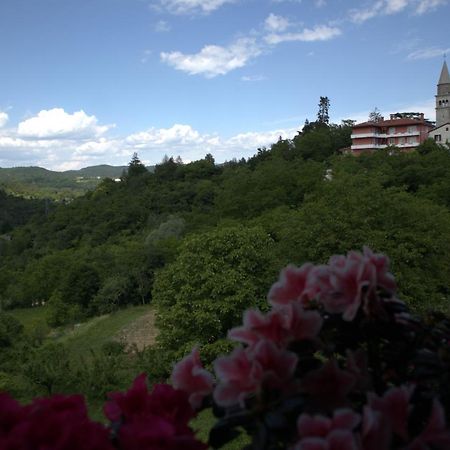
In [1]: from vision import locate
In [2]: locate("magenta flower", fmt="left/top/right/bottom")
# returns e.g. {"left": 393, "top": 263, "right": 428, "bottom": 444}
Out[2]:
{"left": 268, "top": 263, "right": 315, "bottom": 307}
{"left": 172, "top": 348, "right": 214, "bottom": 410}
{"left": 1, "top": 394, "right": 113, "bottom": 450}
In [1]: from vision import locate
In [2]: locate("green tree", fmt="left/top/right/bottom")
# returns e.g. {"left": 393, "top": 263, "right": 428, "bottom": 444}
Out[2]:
{"left": 126, "top": 152, "right": 148, "bottom": 178}
{"left": 152, "top": 226, "right": 276, "bottom": 358}
{"left": 317, "top": 96, "right": 330, "bottom": 125}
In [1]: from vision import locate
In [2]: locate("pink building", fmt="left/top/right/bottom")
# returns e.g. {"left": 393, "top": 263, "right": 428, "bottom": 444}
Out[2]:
{"left": 350, "top": 113, "right": 434, "bottom": 154}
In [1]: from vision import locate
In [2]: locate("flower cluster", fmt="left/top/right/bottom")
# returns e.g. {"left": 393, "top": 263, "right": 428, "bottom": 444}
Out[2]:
{"left": 1, "top": 247, "right": 449, "bottom": 449}
{"left": 171, "top": 247, "right": 450, "bottom": 449}
{"left": 0, "top": 393, "right": 113, "bottom": 450}
{"left": 0, "top": 375, "right": 206, "bottom": 450}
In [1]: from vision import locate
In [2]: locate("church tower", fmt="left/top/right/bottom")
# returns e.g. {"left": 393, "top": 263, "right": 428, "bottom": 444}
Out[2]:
{"left": 436, "top": 60, "right": 450, "bottom": 128}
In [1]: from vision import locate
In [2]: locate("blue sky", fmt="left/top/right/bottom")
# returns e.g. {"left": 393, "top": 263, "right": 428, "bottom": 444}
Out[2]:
{"left": 0, "top": 0, "right": 449, "bottom": 170}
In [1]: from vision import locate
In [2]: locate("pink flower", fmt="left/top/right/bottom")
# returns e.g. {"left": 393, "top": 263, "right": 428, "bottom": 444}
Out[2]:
{"left": 213, "top": 346, "right": 264, "bottom": 407}
{"left": 228, "top": 308, "right": 288, "bottom": 348}
{"left": 293, "top": 409, "right": 360, "bottom": 450}
{"left": 301, "top": 360, "right": 356, "bottom": 410}
{"left": 213, "top": 340, "right": 298, "bottom": 407}
{"left": 283, "top": 303, "right": 323, "bottom": 343}
{"left": 308, "top": 248, "right": 394, "bottom": 321}
{"left": 362, "top": 247, "right": 396, "bottom": 295}
{"left": 268, "top": 263, "right": 315, "bottom": 307}
{"left": 362, "top": 385, "right": 413, "bottom": 450}
{"left": 252, "top": 339, "right": 298, "bottom": 390}
{"left": 172, "top": 348, "right": 214, "bottom": 410}
{"left": 228, "top": 306, "right": 323, "bottom": 349}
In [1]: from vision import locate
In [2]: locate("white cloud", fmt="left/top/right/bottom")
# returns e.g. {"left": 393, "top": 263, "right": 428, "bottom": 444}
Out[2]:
{"left": 265, "top": 25, "right": 341, "bottom": 45}
{"left": 157, "top": 0, "right": 235, "bottom": 14}
{"left": 17, "top": 108, "right": 112, "bottom": 139}
{"left": 154, "top": 20, "right": 171, "bottom": 32}
{"left": 315, "top": 0, "right": 326, "bottom": 6}
{"left": 0, "top": 112, "right": 8, "bottom": 128}
{"left": 161, "top": 37, "right": 262, "bottom": 77}
{"left": 241, "top": 74, "right": 267, "bottom": 82}
{"left": 416, "top": 0, "right": 448, "bottom": 14}
{"left": 349, "top": 0, "right": 447, "bottom": 23}
{"left": 407, "top": 46, "right": 450, "bottom": 60}
{"left": 265, "top": 13, "right": 290, "bottom": 32}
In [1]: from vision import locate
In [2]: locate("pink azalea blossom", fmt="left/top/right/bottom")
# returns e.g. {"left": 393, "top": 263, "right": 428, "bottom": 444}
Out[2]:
{"left": 228, "top": 305, "right": 322, "bottom": 348}
{"left": 171, "top": 348, "right": 214, "bottom": 410}
{"left": 362, "top": 246, "right": 396, "bottom": 295}
{"left": 213, "top": 340, "right": 298, "bottom": 407}
{"left": 252, "top": 339, "right": 298, "bottom": 390}
{"left": 301, "top": 360, "right": 356, "bottom": 410}
{"left": 213, "top": 346, "right": 264, "bottom": 407}
{"left": 268, "top": 263, "right": 315, "bottom": 307}
{"left": 362, "top": 385, "right": 413, "bottom": 450}
{"left": 228, "top": 308, "right": 288, "bottom": 347}
{"left": 293, "top": 409, "right": 360, "bottom": 450}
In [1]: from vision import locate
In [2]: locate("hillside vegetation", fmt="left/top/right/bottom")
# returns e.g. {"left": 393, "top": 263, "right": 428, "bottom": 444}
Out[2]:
{"left": 0, "top": 164, "right": 130, "bottom": 200}
{"left": 1, "top": 118, "right": 450, "bottom": 415}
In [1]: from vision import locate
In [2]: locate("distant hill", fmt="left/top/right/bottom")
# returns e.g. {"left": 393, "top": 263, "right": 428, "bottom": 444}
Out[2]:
{"left": 0, "top": 164, "right": 153, "bottom": 200}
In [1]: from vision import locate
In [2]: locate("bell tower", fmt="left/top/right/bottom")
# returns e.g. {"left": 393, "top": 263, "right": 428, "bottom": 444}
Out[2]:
{"left": 436, "top": 59, "right": 450, "bottom": 128}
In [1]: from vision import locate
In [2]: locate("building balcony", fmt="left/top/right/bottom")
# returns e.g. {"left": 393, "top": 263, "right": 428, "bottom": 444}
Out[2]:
{"left": 351, "top": 131, "right": 420, "bottom": 139}
{"left": 351, "top": 144, "right": 387, "bottom": 150}
{"left": 351, "top": 133, "right": 387, "bottom": 139}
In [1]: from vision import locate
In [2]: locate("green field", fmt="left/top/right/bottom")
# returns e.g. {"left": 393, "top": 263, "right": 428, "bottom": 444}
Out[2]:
{"left": 10, "top": 305, "right": 153, "bottom": 352}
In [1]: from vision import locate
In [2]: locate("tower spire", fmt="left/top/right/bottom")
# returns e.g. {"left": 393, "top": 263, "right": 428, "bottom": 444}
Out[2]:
{"left": 438, "top": 59, "right": 450, "bottom": 85}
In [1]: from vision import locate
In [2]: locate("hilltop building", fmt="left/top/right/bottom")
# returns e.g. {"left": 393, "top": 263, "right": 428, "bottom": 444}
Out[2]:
{"left": 350, "top": 113, "right": 433, "bottom": 154}
{"left": 351, "top": 60, "right": 450, "bottom": 153}
{"left": 429, "top": 60, "right": 450, "bottom": 144}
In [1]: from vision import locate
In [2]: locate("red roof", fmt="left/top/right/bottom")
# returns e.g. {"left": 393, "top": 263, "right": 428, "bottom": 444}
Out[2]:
{"left": 353, "top": 118, "right": 434, "bottom": 128}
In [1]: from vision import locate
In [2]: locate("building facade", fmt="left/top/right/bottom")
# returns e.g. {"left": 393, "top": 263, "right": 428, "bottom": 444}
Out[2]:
{"left": 351, "top": 113, "right": 433, "bottom": 154}
{"left": 351, "top": 61, "right": 450, "bottom": 154}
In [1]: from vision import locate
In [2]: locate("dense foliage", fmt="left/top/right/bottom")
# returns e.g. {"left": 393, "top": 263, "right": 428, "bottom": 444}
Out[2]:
{"left": 1, "top": 117, "right": 450, "bottom": 418}
{"left": 1, "top": 248, "right": 450, "bottom": 450}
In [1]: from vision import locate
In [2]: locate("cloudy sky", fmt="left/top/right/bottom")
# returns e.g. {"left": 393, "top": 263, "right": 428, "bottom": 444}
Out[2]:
{"left": 0, "top": 0, "right": 449, "bottom": 170}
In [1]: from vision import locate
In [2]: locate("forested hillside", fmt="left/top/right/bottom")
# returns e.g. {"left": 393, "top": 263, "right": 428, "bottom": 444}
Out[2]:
{"left": 1, "top": 120, "right": 450, "bottom": 409}
{"left": 0, "top": 189, "right": 47, "bottom": 234}
{"left": 0, "top": 164, "right": 130, "bottom": 200}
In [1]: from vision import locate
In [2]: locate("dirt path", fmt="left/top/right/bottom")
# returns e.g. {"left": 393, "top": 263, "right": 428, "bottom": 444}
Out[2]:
{"left": 115, "top": 309, "right": 158, "bottom": 351}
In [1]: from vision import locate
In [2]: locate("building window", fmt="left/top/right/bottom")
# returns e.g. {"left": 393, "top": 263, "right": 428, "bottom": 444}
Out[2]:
{"left": 399, "top": 137, "right": 405, "bottom": 145}
{"left": 435, "top": 135, "right": 442, "bottom": 142}
{"left": 388, "top": 127, "right": 395, "bottom": 134}
{"left": 407, "top": 126, "right": 417, "bottom": 133}
{"left": 389, "top": 138, "right": 395, "bottom": 145}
